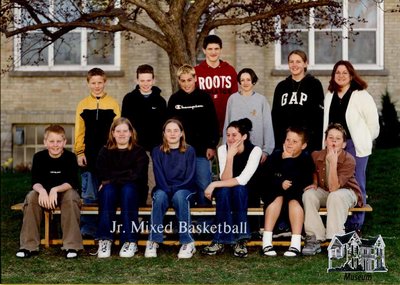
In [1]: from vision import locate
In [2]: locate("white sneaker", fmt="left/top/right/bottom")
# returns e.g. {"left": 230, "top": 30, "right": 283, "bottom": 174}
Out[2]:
{"left": 119, "top": 242, "right": 138, "bottom": 258}
{"left": 144, "top": 241, "right": 158, "bottom": 258}
{"left": 97, "top": 240, "right": 112, "bottom": 258}
{"left": 178, "top": 242, "right": 196, "bottom": 259}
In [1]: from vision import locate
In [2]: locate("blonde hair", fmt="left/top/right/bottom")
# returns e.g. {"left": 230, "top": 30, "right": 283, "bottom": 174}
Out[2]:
{"left": 176, "top": 64, "right": 196, "bottom": 79}
{"left": 44, "top": 124, "right": 66, "bottom": 140}
{"left": 106, "top": 117, "right": 137, "bottom": 150}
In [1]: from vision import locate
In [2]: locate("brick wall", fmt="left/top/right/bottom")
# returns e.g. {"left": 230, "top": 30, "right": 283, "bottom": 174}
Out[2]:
{"left": 1, "top": 1, "right": 399, "bottom": 165}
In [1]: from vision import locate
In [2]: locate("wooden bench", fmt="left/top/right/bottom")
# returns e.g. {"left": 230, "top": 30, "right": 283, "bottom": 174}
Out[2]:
{"left": 11, "top": 203, "right": 373, "bottom": 248}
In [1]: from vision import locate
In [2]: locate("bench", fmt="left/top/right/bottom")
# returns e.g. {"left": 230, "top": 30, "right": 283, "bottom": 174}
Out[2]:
{"left": 10, "top": 203, "right": 373, "bottom": 248}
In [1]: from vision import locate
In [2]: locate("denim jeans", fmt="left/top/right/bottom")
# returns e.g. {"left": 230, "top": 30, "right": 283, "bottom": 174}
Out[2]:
{"left": 149, "top": 189, "right": 195, "bottom": 244}
{"left": 96, "top": 182, "right": 140, "bottom": 243}
{"left": 80, "top": 171, "right": 98, "bottom": 237}
{"left": 195, "top": 157, "right": 212, "bottom": 206}
{"left": 345, "top": 139, "right": 369, "bottom": 231}
{"left": 213, "top": 185, "right": 250, "bottom": 244}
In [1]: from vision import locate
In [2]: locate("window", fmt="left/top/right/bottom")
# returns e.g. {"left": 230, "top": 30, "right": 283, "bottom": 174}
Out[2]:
{"left": 12, "top": 124, "right": 74, "bottom": 168}
{"left": 13, "top": 0, "right": 120, "bottom": 71}
{"left": 275, "top": 0, "right": 384, "bottom": 70}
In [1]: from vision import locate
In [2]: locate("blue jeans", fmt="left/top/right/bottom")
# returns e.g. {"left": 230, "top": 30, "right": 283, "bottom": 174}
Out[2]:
{"left": 96, "top": 183, "right": 140, "bottom": 243}
{"left": 195, "top": 157, "right": 212, "bottom": 206}
{"left": 213, "top": 185, "right": 250, "bottom": 244}
{"left": 345, "top": 139, "right": 369, "bottom": 231}
{"left": 149, "top": 189, "right": 195, "bottom": 244}
{"left": 80, "top": 171, "right": 98, "bottom": 237}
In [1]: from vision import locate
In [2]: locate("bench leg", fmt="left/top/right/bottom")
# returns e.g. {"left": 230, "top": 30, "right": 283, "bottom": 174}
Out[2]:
{"left": 44, "top": 211, "right": 50, "bottom": 248}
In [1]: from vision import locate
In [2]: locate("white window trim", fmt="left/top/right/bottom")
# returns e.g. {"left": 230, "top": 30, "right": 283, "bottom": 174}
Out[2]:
{"left": 274, "top": 0, "right": 384, "bottom": 71}
{"left": 13, "top": 0, "right": 121, "bottom": 72}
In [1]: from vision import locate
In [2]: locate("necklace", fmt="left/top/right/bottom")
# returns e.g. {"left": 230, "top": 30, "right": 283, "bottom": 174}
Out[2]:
{"left": 239, "top": 92, "right": 257, "bottom": 117}
{"left": 292, "top": 79, "right": 302, "bottom": 95}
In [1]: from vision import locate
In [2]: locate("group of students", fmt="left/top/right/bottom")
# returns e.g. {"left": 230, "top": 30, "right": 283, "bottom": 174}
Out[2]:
{"left": 16, "top": 35, "right": 380, "bottom": 260}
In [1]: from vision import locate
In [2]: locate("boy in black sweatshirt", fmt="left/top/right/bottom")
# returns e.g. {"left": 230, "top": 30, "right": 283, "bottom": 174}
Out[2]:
{"left": 167, "top": 64, "right": 219, "bottom": 206}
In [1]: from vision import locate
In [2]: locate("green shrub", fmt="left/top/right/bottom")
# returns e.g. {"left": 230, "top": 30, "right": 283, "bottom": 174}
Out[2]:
{"left": 376, "top": 89, "right": 400, "bottom": 148}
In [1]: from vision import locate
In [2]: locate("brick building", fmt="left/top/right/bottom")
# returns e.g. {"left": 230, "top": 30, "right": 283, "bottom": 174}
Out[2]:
{"left": 1, "top": 0, "right": 399, "bottom": 167}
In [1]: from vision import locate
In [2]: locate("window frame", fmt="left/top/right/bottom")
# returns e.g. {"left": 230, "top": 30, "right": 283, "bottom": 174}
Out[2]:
{"left": 274, "top": 0, "right": 384, "bottom": 71}
{"left": 13, "top": 0, "right": 121, "bottom": 72}
{"left": 12, "top": 124, "right": 75, "bottom": 167}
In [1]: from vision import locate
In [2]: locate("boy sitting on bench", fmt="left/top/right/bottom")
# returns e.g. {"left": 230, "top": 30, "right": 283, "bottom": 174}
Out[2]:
{"left": 302, "top": 123, "right": 362, "bottom": 255}
{"left": 16, "top": 125, "right": 83, "bottom": 259}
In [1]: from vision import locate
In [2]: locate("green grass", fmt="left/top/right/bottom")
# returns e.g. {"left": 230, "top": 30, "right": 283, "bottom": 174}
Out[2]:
{"left": 1, "top": 148, "right": 400, "bottom": 284}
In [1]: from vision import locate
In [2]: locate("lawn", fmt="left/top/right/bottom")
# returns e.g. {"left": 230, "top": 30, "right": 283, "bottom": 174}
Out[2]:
{"left": 1, "top": 148, "right": 399, "bottom": 284}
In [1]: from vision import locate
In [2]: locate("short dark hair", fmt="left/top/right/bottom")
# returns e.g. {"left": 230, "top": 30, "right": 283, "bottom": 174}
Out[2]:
{"left": 87, "top": 68, "right": 106, "bottom": 82}
{"left": 286, "top": 126, "right": 309, "bottom": 144}
{"left": 203, "top": 35, "right": 222, "bottom": 49}
{"left": 136, "top": 64, "right": 154, "bottom": 79}
{"left": 237, "top": 68, "right": 258, "bottom": 84}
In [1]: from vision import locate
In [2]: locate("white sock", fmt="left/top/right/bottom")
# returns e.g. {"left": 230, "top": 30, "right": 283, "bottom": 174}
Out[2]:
{"left": 262, "top": 231, "right": 273, "bottom": 248}
{"left": 290, "top": 234, "right": 302, "bottom": 251}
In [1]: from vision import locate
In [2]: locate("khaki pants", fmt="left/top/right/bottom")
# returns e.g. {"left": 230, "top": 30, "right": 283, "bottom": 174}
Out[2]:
{"left": 19, "top": 189, "right": 83, "bottom": 251}
{"left": 303, "top": 187, "right": 357, "bottom": 241}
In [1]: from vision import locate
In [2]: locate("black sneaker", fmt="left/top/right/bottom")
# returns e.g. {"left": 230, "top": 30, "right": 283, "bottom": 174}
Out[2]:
{"left": 233, "top": 240, "right": 248, "bottom": 258}
{"left": 201, "top": 242, "right": 224, "bottom": 255}
{"left": 65, "top": 249, "right": 78, "bottom": 259}
{"left": 16, "top": 249, "right": 39, "bottom": 258}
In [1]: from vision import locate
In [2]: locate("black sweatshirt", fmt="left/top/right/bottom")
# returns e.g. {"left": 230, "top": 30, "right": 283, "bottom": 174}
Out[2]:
{"left": 167, "top": 88, "right": 219, "bottom": 157}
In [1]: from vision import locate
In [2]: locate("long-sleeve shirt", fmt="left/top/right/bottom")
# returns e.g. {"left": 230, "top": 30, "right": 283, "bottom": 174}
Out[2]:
{"left": 152, "top": 145, "right": 196, "bottom": 197}
{"left": 223, "top": 91, "right": 275, "bottom": 155}
{"left": 265, "top": 149, "right": 314, "bottom": 193}
{"left": 218, "top": 141, "right": 262, "bottom": 186}
{"left": 195, "top": 60, "right": 238, "bottom": 133}
{"left": 31, "top": 149, "right": 79, "bottom": 191}
{"left": 167, "top": 88, "right": 219, "bottom": 157}
{"left": 121, "top": 86, "right": 167, "bottom": 151}
{"left": 312, "top": 149, "right": 363, "bottom": 207}
{"left": 96, "top": 145, "right": 149, "bottom": 189}
{"left": 272, "top": 74, "right": 324, "bottom": 151}
{"left": 324, "top": 89, "right": 380, "bottom": 157}
{"left": 75, "top": 93, "right": 120, "bottom": 170}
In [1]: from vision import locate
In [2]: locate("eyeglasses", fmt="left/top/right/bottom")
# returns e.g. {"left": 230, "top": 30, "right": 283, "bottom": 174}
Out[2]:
{"left": 335, "top": 71, "right": 350, "bottom": 76}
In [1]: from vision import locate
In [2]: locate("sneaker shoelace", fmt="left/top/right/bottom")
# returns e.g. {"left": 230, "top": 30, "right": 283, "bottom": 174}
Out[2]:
{"left": 90, "top": 240, "right": 110, "bottom": 256}
{"left": 100, "top": 241, "right": 110, "bottom": 253}
{"left": 121, "top": 243, "right": 130, "bottom": 252}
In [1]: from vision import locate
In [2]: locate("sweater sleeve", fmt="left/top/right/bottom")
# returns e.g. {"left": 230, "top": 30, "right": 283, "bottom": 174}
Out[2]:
{"left": 74, "top": 100, "right": 86, "bottom": 156}
{"left": 236, "top": 146, "right": 263, "bottom": 185}
{"left": 363, "top": 91, "right": 380, "bottom": 140}
{"left": 204, "top": 92, "right": 220, "bottom": 149}
{"left": 262, "top": 96, "right": 275, "bottom": 155}
{"left": 95, "top": 147, "right": 109, "bottom": 183}
{"left": 222, "top": 96, "right": 233, "bottom": 145}
{"left": 272, "top": 84, "right": 284, "bottom": 146}
{"left": 173, "top": 146, "right": 197, "bottom": 192}
{"left": 152, "top": 147, "right": 172, "bottom": 194}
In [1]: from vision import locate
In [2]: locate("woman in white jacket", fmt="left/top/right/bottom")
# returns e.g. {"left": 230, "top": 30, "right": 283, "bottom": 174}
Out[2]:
{"left": 323, "top": 60, "right": 379, "bottom": 232}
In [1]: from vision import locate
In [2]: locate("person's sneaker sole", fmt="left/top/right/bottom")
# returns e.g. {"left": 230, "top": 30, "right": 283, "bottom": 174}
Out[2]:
{"left": 302, "top": 248, "right": 321, "bottom": 256}
{"left": 201, "top": 248, "right": 224, "bottom": 255}
{"left": 234, "top": 252, "right": 248, "bottom": 258}
{"left": 178, "top": 248, "right": 196, "bottom": 259}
